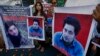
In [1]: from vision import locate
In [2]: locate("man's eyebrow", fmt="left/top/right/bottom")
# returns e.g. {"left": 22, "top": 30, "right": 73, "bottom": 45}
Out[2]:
{"left": 64, "top": 28, "right": 73, "bottom": 32}
{"left": 69, "top": 30, "right": 73, "bottom": 33}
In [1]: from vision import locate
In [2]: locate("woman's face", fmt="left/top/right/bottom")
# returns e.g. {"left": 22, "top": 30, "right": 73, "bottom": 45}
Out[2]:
{"left": 8, "top": 25, "right": 19, "bottom": 36}
{"left": 36, "top": 3, "right": 42, "bottom": 11}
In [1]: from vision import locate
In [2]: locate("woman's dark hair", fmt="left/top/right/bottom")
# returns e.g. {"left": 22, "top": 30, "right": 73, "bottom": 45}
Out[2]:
{"left": 63, "top": 16, "right": 81, "bottom": 35}
{"left": 33, "top": 2, "right": 43, "bottom": 16}
{"left": 33, "top": 2, "right": 47, "bottom": 21}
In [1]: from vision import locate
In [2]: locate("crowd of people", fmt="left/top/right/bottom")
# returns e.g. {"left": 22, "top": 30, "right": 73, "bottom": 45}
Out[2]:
{"left": 0, "top": 0, "right": 100, "bottom": 56}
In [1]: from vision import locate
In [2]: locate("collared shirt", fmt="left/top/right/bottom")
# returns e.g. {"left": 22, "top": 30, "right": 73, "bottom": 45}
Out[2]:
{"left": 53, "top": 32, "right": 84, "bottom": 56}
{"left": 29, "top": 26, "right": 43, "bottom": 38}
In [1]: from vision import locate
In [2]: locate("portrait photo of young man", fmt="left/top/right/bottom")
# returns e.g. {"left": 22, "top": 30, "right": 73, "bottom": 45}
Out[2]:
{"left": 52, "top": 7, "right": 93, "bottom": 55}
{"left": 52, "top": 16, "right": 84, "bottom": 56}
{"left": 27, "top": 16, "right": 45, "bottom": 41}
{"left": 2, "top": 16, "right": 34, "bottom": 49}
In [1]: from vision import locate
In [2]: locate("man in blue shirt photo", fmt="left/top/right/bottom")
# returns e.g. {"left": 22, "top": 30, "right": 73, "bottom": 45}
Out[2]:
{"left": 53, "top": 16, "right": 84, "bottom": 56}
{"left": 29, "top": 19, "right": 43, "bottom": 39}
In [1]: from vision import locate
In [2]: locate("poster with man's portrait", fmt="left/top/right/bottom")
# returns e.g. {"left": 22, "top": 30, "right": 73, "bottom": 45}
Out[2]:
{"left": 52, "top": 5, "right": 96, "bottom": 56}
{"left": 1, "top": 15, "right": 34, "bottom": 50}
{"left": 0, "top": 6, "right": 34, "bottom": 49}
{"left": 27, "top": 16, "right": 45, "bottom": 41}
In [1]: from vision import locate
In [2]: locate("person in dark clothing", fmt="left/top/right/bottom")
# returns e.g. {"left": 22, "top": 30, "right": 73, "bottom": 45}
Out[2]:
{"left": 33, "top": 2, "right": 50, "bottom": 52}
{"left": 86, "top": 4, "right": 100, "bottom": 56}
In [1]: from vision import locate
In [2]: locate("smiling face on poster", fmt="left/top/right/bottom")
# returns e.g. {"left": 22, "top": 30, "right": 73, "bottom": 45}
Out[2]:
{"left": 27, "top": 16, "right": 45, "bottom": 41}
{"left": 52, "top": 6, "right": 96, "bottom": 56}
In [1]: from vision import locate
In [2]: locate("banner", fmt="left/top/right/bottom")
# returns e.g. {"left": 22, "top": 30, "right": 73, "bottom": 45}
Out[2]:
{"left": 52, "top": 5, "right": 96, "bottom": 56}
{"left": 0, "top": 6, "right": 34, "bottom": 49}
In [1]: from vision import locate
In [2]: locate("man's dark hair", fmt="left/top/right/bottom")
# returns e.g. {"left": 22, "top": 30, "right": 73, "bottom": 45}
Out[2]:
{"left": 63, "top": 16, "right": 81, "bottom": 35}
{"left": 4, "top": 21, "right": 17, "bottom": 32}
{"left": 33, "top": 18, "right": 40, "bottom": 25}
{"left": 4, "top": 21, "right": 21, "bottom": 47}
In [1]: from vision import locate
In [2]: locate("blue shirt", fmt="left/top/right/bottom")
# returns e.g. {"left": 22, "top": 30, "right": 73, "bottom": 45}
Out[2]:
{"left": 29, "top": 26, "right": 43, "bottom": 38}
{"left": 53, "top": 32, "right": 84, "bottom": 56}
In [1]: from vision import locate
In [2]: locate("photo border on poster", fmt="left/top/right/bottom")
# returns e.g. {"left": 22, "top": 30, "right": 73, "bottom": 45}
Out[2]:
{"left": 1, "top": 15, "right": 35, "bottom": 50}
{"left": 52, "top": 5, "right": 96, "bottom": 56}
{"left": 27, "top": 16, "right": 45, "bottom": 41}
